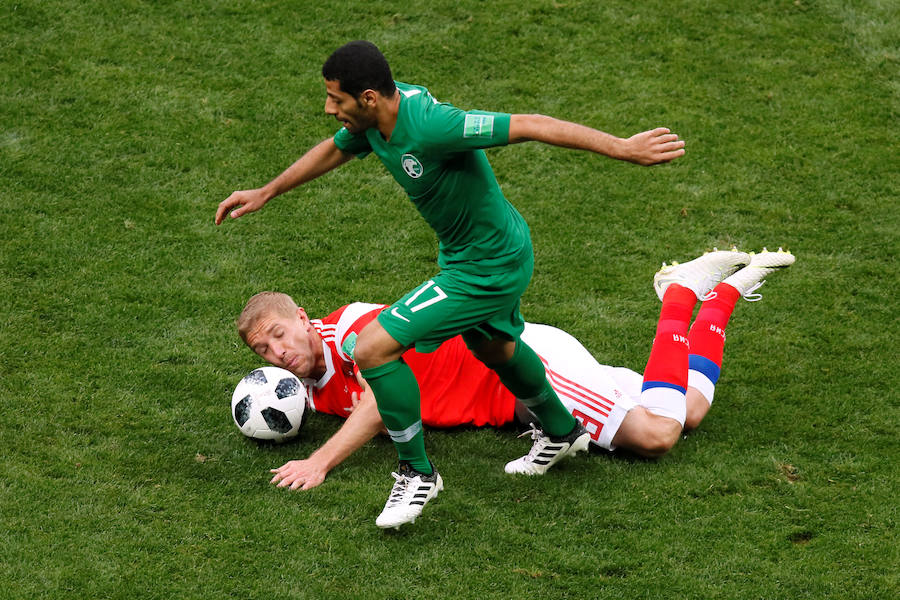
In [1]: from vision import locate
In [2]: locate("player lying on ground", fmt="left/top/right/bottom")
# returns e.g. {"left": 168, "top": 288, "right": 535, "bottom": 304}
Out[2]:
{"left": 217, "top": 40, "right": 685, "bottom": 528}
{"left": 238, "top": 249, "right": 795, "bottom": 493}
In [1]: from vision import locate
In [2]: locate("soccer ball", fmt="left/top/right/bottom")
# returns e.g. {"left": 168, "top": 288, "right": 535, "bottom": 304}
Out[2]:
{"left": 231, "top": 367, "right": 308, "bottom": 442}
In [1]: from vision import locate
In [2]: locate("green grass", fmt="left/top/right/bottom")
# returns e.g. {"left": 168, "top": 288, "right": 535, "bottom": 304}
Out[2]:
{"left": 2, "top": 0, "right": 898, "bottom": 598}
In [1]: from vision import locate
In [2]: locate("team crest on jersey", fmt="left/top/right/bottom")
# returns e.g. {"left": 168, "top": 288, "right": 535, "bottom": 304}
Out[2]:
{"left": 401, "top": 153, "right": 424, "bottom": 179}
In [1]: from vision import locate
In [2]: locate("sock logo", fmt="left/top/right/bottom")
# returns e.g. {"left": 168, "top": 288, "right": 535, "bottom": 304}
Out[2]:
{"left": 708, "top": 323, "right": 726, "bottom": 340}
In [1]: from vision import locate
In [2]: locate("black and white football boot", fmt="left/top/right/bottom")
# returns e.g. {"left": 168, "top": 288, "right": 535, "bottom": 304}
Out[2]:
{"left": 504, "top": 422, "right": 591, "bottom": 475}
{"left": 375, "top": 461, "right": 444, "bottom": 529}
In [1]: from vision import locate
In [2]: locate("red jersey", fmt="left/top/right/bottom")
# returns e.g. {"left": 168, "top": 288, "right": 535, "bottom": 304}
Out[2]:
{"left": 306, "top": 303, "right": 516, "bottom": 428}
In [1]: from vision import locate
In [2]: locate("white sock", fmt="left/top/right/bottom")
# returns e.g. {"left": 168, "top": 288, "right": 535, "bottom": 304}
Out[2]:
{"left": 688, "top": 369, "right": 716, "bottom": 405}
{"left": 639, "top": 387, "right": 686, "bottom": 427}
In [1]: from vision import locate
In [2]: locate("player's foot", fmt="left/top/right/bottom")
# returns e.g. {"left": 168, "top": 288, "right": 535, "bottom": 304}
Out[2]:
{"left": 504, "top": 422, "right": 590, "bottom": 475}
{"left": 720, "top": 247, "right": 795, "bottom": 301}
{"left": 653, "top": 248, "right": 750, "bottom": 301}
{"left": 375, "top": 461, "right": 443, "bottom": 529}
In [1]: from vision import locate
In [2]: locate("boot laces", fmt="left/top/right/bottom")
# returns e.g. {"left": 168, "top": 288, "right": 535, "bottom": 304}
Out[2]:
{"left": 741, "top": 280, "right": 766, "bottom": 302}
{"left": 517, "top": 424, "right": 549, "bottom": 459}
{"left": 384, "top": 471, "right": 411, "bottom": 507}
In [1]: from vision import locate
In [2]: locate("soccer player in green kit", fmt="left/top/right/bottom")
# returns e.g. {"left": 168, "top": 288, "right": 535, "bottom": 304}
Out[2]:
{"left": 215, "top": 41, "right": 685, "bottom": 528}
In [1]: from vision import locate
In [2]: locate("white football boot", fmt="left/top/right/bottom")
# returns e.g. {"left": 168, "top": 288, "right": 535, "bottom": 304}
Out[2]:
{"left": 375, "top": 461, "right": 443, "bottom": 529}
{"left": 721, "top": 248, "right": 796, "bottom": 301}
{"left": 504, "top": 422, "right": 591, "bottom": 475}
{"left": 653, "top": 248, "right": 751, "bottom": 301}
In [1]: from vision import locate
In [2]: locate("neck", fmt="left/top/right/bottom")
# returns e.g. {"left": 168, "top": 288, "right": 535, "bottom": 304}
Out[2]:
{"left": 376, "top": 88, "right": 401, "bottom": 140}
{"left": 309, "top": 329, "right": 327, "bottom": 380}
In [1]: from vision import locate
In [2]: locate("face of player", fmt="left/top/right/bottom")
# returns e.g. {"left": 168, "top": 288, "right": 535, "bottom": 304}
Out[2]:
{"left": 246, "top": 308, "right": 321, "bottom": 379}
{"left": 324, "top": 78, "right": 377, "bottom": 134}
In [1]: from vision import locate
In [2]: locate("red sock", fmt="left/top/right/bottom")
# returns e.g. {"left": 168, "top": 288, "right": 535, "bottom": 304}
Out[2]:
{"left": 642, "top": 284, "right": 696, "bottom": 394}
{"left": 688, "top": 282, "right": 741, "bottom": 381}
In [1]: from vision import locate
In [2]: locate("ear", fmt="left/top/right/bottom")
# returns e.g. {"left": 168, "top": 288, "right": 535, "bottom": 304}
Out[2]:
{"left": 296, "top": 307, "right": 310, "bottom": 324}
{"left": 360, "top": 88, "right": 378, "bottom": 107}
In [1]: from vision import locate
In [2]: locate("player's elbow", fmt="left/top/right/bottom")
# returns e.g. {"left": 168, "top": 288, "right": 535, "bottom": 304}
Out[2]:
{"left": 508, "top": 113, "right": 548, "bottom": 144}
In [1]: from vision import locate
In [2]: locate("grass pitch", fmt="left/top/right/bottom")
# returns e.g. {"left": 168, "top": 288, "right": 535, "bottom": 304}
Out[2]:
{"left": 2, "top": 1, "right": 897, "bottom": 598}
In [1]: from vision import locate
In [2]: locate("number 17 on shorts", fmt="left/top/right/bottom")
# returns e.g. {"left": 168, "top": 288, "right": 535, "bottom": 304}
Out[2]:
{"left": 389, "top": 280, "right": 448, "bottom": 323}
{"left": 379, "top": 279, "right": 455, "bottom": 349}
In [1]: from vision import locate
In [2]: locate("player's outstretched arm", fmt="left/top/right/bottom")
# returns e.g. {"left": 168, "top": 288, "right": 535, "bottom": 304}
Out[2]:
{"left": 508, "top": 114, "right": 685, "bottom": 166}
{"left": 269, "top": 384, "right": 385, "bottom": 491}
{"left": 214, "top": 137, "right": 353, "bottom": 225}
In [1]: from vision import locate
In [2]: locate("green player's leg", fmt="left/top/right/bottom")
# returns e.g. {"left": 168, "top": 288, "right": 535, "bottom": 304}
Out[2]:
{"left": 360, "top": 359, "right": 432, "bottom": 474}
{"left": 487, "top": 339, "right": 577, "bottom": 437}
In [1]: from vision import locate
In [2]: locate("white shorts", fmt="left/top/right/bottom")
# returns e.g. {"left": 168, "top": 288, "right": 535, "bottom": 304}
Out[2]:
{"left": 521, "top": 323, "right": 640, "bottom": 450}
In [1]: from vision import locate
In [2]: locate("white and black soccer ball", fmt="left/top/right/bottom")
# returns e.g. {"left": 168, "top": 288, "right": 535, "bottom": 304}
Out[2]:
{"left": 231, "top": 367, "right": 308, "bottom": 442}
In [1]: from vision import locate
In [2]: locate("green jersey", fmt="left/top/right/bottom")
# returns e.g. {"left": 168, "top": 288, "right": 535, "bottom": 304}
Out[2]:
{"left": 333, "top": 81, "right": 530, "bottom": 272}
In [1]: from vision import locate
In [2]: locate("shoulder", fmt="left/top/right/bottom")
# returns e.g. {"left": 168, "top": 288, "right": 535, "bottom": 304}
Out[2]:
{"left": 329, "top": 303, "right": 386, "bottom": 361}
{"left": 399, "top": 82, "right": 464, "bottom": 129}
{"left": 398, "top": 82, "right": 510, "bottom": 151}
{"left": 397, "top": 81, "right": 441, "bottom": 108}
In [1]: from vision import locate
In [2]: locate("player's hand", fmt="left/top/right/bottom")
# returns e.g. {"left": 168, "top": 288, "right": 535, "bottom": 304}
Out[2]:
{"left": 214, "top": 188, "right": 271, "bottom": 225}
{"left": 269, "top": 459, "right": 327, "bottom": 491}
{"left": 621, "top": 127, "right": 685, "bottom": 165}
{"left": 352, "top": 371, "right": 377, "bottom": 407}
{"left": 345, "top": 391, "right": 362, "bottom": 414}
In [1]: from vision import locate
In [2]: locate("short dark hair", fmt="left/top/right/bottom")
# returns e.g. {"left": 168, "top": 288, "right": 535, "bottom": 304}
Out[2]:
{"left": 322, "top": 40, "right": 396, "bottom": 98}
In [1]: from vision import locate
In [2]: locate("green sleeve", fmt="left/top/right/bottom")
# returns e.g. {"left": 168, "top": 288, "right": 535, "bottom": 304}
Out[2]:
{"left": 333, "top": 126, "right": 372, "bottom": 158}
{"left": 422, "top": 104, "right": 511, "bottom": 153}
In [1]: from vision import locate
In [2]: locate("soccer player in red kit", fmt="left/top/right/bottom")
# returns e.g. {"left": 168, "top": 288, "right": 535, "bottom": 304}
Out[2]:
{"left": 239, "top": 248, "right": 794, "bottom": 492}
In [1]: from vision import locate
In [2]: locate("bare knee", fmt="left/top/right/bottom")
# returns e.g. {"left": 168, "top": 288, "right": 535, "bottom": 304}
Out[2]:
{"left": 684, "top": 388, "right": 711, "bottom": 431}
{"left": 684, "top": 407, "right": 704, "bottom": 432}
{"left": 636, "top": 420, "right": 681, "bottom": 457}
{"left": 614, "top": 407, "right": 682, "bottom": 458}
{"left": 352, "top": 336, "right": 380, "bottom": 370}
{"left": 353, "top": 321, "right": 405, "bottom": 370}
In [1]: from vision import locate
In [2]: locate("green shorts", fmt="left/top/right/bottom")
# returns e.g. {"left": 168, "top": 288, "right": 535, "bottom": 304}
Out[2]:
{"left": 377, "top": 253, "right": 535, "bottom": 353}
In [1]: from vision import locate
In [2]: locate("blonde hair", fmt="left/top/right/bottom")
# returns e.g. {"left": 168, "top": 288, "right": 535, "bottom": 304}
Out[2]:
{"left": 237, "top": 291, "right": 299, "bottom": 345}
